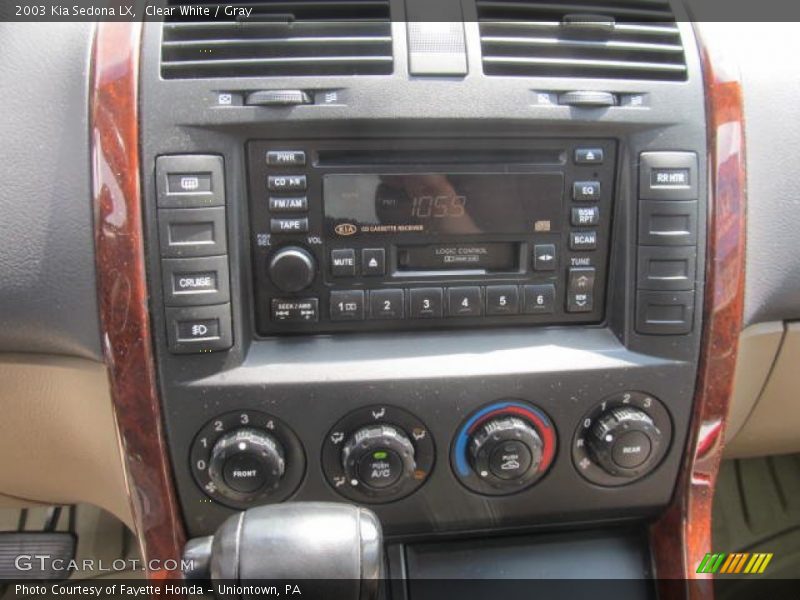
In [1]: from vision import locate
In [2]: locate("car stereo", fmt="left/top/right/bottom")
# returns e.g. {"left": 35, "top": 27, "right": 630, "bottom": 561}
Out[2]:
{"left": 247, "top": 139, "right": 616, "bottom": 335}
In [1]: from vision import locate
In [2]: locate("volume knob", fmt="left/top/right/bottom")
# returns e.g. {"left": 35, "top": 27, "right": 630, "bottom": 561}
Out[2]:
{"left": 267, "top": 246, "right": 316, "bottom": 293}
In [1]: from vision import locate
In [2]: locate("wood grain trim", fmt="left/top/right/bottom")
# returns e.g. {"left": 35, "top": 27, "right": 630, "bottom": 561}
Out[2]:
{"left": 91, "top": 22, "right": 186, "bottom": 580}
{"left": 650, "top": 25, "right": 747, "bottom": 595}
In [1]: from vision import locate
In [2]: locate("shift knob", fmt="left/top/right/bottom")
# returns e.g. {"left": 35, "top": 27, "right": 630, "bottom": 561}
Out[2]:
{"left": 184, "top": 502, "right": 383, "bottom": 600}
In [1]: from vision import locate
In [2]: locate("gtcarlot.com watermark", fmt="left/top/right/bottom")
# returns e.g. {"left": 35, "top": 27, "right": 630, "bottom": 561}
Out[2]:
{"left": 14, "top": 555, "right": 194, "bottom": 574}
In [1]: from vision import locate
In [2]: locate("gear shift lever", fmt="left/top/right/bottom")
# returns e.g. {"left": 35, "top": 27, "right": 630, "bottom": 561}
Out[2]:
{"left": 183, "top": 502, "right": 383, "bottom": 600}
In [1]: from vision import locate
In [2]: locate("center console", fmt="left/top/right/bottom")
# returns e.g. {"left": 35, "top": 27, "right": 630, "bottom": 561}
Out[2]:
{"left": 138, "top": 1, "right": 706, "bottom": 582}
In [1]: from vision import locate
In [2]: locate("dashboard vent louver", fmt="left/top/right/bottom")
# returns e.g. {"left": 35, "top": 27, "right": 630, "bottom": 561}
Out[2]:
{"left": 160, "top": 0, "right": 393, "bottom": 79}
{"left": 477, "top": 0, "right": 687, "bottom": 81}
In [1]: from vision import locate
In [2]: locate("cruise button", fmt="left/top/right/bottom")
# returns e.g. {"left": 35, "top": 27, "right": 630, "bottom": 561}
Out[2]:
{"left": 270, "top": 218, "right": 308, "bottom": 234}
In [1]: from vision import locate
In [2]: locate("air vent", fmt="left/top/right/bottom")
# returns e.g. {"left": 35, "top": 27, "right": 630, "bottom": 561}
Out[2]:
{"left": 477, "top": 0, "right": 687, "bottom": 81}
{"left": 161, "top": 1, "right": 393, "bottom": 79}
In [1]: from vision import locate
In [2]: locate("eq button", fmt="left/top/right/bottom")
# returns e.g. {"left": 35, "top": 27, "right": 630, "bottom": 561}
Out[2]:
{"left": 573, "top": 181, "right": 601, "bottom": 201}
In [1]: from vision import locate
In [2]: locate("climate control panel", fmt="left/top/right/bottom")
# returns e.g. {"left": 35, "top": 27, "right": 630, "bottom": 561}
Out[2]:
{"left": 188, "top": 393, "right": 673, "bottom": 529}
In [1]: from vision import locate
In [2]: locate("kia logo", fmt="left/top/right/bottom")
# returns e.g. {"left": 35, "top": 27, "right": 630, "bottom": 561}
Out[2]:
{"left": 334, "top": 223, "right": 357, "bottom": 236}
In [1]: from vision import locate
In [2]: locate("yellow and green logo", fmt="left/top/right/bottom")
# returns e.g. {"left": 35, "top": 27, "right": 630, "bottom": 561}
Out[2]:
{"left": 697, "top": 552, "right": 773, "bottom": 575}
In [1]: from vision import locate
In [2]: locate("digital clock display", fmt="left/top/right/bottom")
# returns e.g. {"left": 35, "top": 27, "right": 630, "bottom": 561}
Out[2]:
{"left": 324, "top": 173, "right": 563, "bottom": 236}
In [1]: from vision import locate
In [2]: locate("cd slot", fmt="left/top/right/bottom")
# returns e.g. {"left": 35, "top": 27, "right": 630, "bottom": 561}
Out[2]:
{"left": 316, "top": 148, "right": 565, "bottom": 167}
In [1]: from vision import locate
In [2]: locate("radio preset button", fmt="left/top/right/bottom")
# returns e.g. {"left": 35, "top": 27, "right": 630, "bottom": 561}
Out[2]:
{"left": 448, "top": 287, "right": 483, "bottom": 317}
{"left": 573, "top": 181, "right": 601, "bottom": 201}
{"left": 266, "top": 151, "right": 306, "bottom": 167}
{"left": 533, "top": 244, "right": 557, "bottom": 271}
{"left": 330, "top": 291, "right": 365, "bottom": 321}
{"left": 269, "top": 196, "right": 308, "bottom": 213}
{"left": 362, "top": 248, "right": 386, "bottom": 276}
{"left": 409, "top": 288, "right": 444, "bottom": 319}
{"left": 271, "top": 298, "right": 319, "bottom": 323}
{"left": 570, "top": 231, "right": 598, "bottom": 251}
{"left": 270, "top": 218, "right": 309, "bottom": 234}
{"left": 331, "top": 249, "right": 356, "bottom": 277}
{"left": 574, "top": 148, "right": 604, "bottom": 164}
{"left": 523, "top": 284, "right": 555, "bottom": 314}
{"left": 268, "top": 174, "right": 307, "bottom": 192}
{"left": 370, "top": 289, "right": 405, "bottom": 320}
{"left": 486, "top": 285, "right": 520, "bottom": 316}
{"left": 571, "top": 206, "right": 600, "bottom": 226}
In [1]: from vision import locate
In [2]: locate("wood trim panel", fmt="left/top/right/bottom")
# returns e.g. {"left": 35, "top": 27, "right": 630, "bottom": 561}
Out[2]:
{"left": 650, "top": 25, "right": 747, "bottom": 596}
{"left": 91, "top": 22, "right": 186, "bottom": 580}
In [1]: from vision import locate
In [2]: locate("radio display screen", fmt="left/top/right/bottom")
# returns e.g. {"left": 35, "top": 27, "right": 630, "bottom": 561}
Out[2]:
{"left": 323, "top": 173, "right": 564, "bottom": 237}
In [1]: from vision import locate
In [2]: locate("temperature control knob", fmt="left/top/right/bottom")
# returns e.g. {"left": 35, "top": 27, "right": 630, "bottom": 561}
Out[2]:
{"left": 469, "top": 416, "right": 543, "bottom": 486}
{"left": 342, "top": 425, "right": 416, "bottom": 493}
{"left": 208, "top": 428, "right": 285, "bottom": 503}
{"left": 267, "top": 246, "right": 316, "bottom": 292}
{"left": 586, "top": 407, "right": 663, "bottom": 478}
